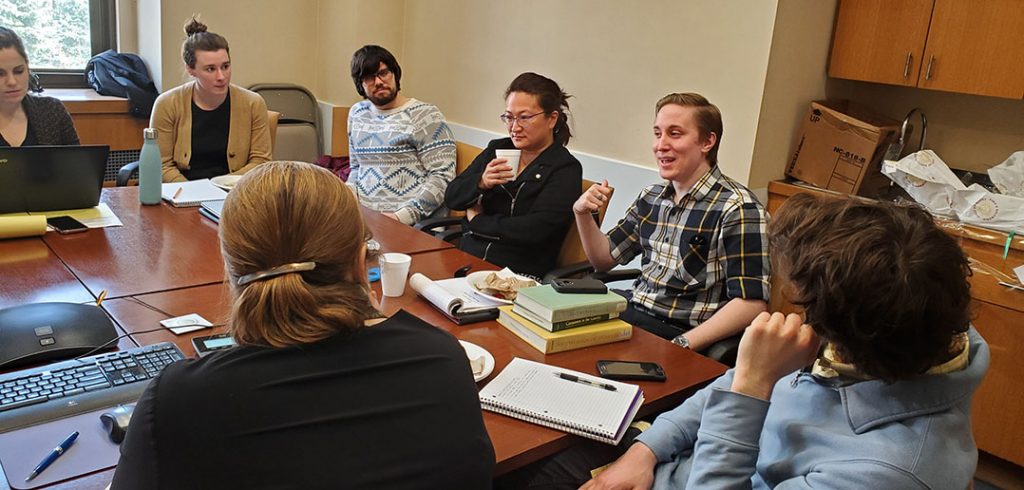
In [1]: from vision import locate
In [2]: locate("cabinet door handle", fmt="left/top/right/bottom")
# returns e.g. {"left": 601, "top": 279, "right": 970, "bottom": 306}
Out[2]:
{"left": 925, "top": 55, "right": 935, "bottom": 81}
{"left": 903, "top": 53, "right": 913, "bottom": 79}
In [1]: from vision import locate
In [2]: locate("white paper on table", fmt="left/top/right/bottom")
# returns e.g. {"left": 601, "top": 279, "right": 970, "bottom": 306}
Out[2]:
{"left": 1015, "top": 264, "right": 1024, "bottom": 286}
{"left": 988, "top": 151, "right": 1024, "bottom": 198}
{"left": 29, "top": 203, "right": 123, "bottom": 228}
{"left": 160, "top": 313, "right": 213, "bottom": 335}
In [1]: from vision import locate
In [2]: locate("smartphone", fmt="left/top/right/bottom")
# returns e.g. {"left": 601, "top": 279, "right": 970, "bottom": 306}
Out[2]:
{"left": 551, "top": 277, "right": 607, "bottom": 294}
{"left": 596, "top": 360, "right": 667, "bottom": 382}
{"left": 47, "top": 216, "right": 89, "bottom": 234}
{"left": 191, "top": 333, "right": 237, "bottom": 358}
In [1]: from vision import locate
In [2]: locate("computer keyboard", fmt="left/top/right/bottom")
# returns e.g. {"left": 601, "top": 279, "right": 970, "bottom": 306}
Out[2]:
{"left": 0, "top": 342, "right": 185, "bottom": 433}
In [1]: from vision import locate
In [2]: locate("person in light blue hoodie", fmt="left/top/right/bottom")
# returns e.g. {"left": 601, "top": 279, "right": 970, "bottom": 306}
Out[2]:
{"left": 581, "top": 192, "right": 988, "bottom": 490}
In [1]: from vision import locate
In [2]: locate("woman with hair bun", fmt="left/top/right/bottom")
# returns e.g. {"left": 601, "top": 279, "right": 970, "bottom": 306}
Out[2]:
{"left": 111, "top": 161, "right": 494, "bottom": 489}
{"left": 0, "top": 26, "right": 79, "bottom": 146}
{"left": 150, "top": 17, "right": 271, "bottom": 182}
{"left": 444, "top": 72, "right": 582, "bottom": 279}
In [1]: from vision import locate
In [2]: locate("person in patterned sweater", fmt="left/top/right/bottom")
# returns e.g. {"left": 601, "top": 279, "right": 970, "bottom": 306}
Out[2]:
{"left": 347, "top": 45, "right": 456, "bottom": 225}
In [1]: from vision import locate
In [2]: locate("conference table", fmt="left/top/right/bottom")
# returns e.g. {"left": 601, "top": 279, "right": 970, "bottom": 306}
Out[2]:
{"left": 0, "top": 187, "right": 727, "bottom": 489}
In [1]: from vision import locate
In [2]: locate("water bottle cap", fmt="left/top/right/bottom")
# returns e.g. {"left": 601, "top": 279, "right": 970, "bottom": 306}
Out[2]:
{"left": 143, "top": 128, "right": 158, "bottom": 139}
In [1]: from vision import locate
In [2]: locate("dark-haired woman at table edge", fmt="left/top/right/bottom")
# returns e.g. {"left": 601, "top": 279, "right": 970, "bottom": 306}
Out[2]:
{"left": 0, "top": 27, "right": 79, "bottom": 147}
{"left": 444, "top": 72, "right": 581, "bottom": 279}
{"left": 111, "top": 162, "right": 494, "bottom": 489}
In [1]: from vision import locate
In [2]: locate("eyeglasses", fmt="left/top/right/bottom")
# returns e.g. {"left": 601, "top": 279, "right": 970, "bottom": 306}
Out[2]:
{"left": 361, "top": 68, "right": 393, "bottom": 84}
{"left": 499, "top": 111, "right": 548, "bottom": 128}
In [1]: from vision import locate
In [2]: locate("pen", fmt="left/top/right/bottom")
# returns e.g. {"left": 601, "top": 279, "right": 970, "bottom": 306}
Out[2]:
{"left": 172, "top": 186, "right": 183, "bottom": 200}
{"left": 95, "top": 289, "right": 107, "bottom": 307}
{"left": 26, "top": 431, "right": 78, "bottom": 482}
{"left": 555, "top": 372, "right": 617, "bottom": 391}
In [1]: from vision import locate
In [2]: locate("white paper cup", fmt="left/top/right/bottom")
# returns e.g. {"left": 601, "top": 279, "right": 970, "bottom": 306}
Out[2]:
{"left": 495, "top": 149, "right": 522, "bottom": 179}
{"left": 379, "top": 253, "right": 412, "bottom": 297}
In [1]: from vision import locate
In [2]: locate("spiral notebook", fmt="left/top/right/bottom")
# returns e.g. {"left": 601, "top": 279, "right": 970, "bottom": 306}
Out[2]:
{"left": 479, "top": 358, "right": 643, "bottom": 444}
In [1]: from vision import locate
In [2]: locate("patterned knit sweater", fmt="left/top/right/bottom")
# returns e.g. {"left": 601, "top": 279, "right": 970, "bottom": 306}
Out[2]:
{"left": 347, "top": 98, "right": 456, "bottom": 224}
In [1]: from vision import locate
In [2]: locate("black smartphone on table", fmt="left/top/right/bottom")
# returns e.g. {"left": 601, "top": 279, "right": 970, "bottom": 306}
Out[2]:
{"left": 47, "top": 216, "right": 89, "bottom": 234}
{"left": 192, "top": 333, "right": 237, "bottom": 357}
{"left": 596, "top": 360, "right": 667, "bottom": 382}
{"left": 551, "top": 277, "right": 608, "bottom": 294}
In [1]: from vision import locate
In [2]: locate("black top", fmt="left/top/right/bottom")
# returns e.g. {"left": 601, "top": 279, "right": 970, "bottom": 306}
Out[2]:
{"left": 111, "top": 310, "right": 495, "bottom": 490}
{"left": 445, "top": 138, "right": 582, "bottom": 278}
{"left": 184, "top": 94, "right": 231, "bottom": 181}
{"left": 0, "top": 95, "right": 78, "bottom": 147}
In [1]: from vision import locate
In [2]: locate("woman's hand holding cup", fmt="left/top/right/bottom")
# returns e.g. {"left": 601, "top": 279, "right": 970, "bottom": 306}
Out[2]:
{"left": 479, "top": 158, "right": 516, "bottom": 190}
{"left": 574, "top": 179, "right": 611, "bottom": 215}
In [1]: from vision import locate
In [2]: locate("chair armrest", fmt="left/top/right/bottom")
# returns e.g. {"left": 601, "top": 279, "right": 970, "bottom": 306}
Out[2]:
{"left": 702, "top": 334, "right": 742, "bottom": 367}
{"left": 542, "top": 261, "right": 596, "bottom": 284}
{"left": 413, "top": 216, "right": 464, "bottom": 233}
{"left": 117, "top": 161, "right": 141, "bottom": 187}
{"left": 436, "top": 228, "right": 464, "bottom": 244}
{"left": 591, "top": 268, "right": 641, "bottom": 283}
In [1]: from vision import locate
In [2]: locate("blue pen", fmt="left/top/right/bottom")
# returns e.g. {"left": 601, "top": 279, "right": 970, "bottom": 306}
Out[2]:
{"left": 25, "top": 431, "right": 78, "bottom": 482}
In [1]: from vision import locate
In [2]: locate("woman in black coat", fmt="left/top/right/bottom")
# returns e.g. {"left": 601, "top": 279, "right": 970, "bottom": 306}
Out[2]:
{"left": 445, "top": 73, "right": 581, "bottom": 279}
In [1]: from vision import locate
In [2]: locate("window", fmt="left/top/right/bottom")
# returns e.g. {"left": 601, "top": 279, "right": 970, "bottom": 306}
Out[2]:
{"left": 0, "top": 0, "right": 117, "bottom": 88}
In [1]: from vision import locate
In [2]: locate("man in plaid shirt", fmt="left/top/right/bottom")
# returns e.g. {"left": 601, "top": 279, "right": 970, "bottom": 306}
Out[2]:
{"left": 573, "top": 93, "right": 769, "bottom": 352}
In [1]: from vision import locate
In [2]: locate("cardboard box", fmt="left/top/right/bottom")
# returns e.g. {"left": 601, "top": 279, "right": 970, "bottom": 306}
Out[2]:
{"left": 786, "top": 101, "right": 900, "bottom": 196}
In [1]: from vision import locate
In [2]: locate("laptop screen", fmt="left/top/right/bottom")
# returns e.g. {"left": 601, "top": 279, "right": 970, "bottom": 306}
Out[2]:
{"left": 0, "top": 145, "right": 109, "bottom": 213}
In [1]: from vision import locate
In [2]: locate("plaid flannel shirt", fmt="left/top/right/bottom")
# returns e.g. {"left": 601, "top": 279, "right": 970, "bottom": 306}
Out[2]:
{"left": 606, "top": 166, "right": 770, "bottom": 328}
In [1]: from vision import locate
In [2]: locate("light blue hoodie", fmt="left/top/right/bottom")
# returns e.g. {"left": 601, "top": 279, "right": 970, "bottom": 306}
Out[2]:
{"left": 636, "top": 328, "right": 989, "bottom": 489}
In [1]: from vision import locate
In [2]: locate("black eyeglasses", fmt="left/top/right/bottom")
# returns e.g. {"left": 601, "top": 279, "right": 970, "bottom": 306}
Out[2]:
{"left": 499, "top": 111, "right": 547, "bottom": 128}
{"left": 361, "top": 68, "right": 393, "bottom": 84}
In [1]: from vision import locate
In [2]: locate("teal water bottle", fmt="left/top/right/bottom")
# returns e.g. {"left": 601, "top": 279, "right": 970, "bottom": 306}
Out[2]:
{"left": 139, "top": 128, "right": 161, "bottom": 205}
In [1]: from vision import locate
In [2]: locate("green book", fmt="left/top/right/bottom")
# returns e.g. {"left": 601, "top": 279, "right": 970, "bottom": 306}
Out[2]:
{"left": 513, "top": 285, "right": 627, "bottom": 324}
{"left": 512, "top": 303, "right": 618, "bottom": 332}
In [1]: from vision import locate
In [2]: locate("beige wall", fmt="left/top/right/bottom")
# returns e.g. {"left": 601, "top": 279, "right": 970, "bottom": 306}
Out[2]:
{"left": 314, "top": 0, "right": 405, "bottom": 106}
{"left": 147, "top": 0, "right": 318, "bottom": 92}
{"left": 399, "top": 0, "right": 779, "bottom": 182}
{"left": 748, "top": 0, "right": 837, "bottom": 190}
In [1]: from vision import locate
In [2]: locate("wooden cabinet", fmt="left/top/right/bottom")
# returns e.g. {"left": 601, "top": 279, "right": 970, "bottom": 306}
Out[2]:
{"left": 767, "top": 180, "right": 1024, "bottom": 466}
{"left": 829, "top": 0, "right": 1024, "bottom": 99}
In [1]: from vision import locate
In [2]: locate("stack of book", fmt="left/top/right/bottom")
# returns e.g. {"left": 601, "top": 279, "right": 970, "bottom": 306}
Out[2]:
{"left": 497, "top": 285, "right": 630, "bottom": 354}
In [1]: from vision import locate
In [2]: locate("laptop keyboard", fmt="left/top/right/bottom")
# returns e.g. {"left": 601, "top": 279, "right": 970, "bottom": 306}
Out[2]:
{"left": 0, "top": 342, "right": 185, "bottom": 433}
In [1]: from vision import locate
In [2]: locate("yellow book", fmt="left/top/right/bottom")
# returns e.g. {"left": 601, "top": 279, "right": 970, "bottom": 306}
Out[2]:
{"left": 497, "top": 306, "right": 632, "bottom": 354}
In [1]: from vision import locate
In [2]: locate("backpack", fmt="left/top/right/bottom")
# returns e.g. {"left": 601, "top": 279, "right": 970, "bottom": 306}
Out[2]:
{"left": 84, "top": 50, "right": 159, "bottom": 119}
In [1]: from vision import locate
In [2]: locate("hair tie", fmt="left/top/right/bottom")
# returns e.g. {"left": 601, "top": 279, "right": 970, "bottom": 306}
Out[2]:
{"left": 237, "top": 262, "right": 316, "bottom": 286}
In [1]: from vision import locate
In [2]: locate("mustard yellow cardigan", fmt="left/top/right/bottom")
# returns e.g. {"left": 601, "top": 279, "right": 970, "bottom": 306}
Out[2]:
{"left": 150, "top": 82, "right": 272, "bottom": 182}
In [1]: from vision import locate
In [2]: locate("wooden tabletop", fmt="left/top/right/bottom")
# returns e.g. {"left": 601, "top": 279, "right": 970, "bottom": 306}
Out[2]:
{"left": 0, "top": 238, "right": 94, "bottom": 309}
{"left": 98, "top": 248, "right": 726, "bottom": 476}
{"left": 0, "top": 198, "right": 723, "bottom": 487}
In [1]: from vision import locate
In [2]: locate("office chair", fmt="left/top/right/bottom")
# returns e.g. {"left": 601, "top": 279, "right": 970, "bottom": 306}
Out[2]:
{"left": 116, "top": 111, "right": 280, "bottom": 186}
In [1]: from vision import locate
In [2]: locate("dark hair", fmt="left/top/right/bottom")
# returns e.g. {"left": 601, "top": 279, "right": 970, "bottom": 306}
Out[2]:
{"left": 768, "top": 193, "right": 972, "bottom": 382}
{"left": 181, "top": 17, "right": 230, "bottom": 69}
{"left": 221, "top": 161, "right": 377, "bottom": 347}
{"left": 655, "top": 93, "right": 723, "bottom": 165}
{"left": 350, "top": 45, "right": 402, "bottom": 98}
{"left": 0, "top": 27, "right": 40, "bottom": 93}
{"left": 505, "top": 72, "right": 573, "bottom": 147}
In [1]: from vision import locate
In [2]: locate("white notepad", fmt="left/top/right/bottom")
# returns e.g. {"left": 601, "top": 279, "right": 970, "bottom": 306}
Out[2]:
{"left": 160, "top": 179, "right": 228, "bottom": 207}
{"left": 478, "top": 358, "right": 644, "bottom": 444}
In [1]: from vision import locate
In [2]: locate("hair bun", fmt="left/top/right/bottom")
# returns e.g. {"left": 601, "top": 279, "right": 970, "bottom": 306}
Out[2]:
{"left": 184, "top": 17, "right": 208, "bottom": 36}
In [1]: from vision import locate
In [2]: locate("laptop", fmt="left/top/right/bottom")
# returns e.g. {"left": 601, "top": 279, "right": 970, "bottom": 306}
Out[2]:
{"left": 0, "top": 145, "right": 109, "bottom": 213}
{"left": 199, "top": 200, "right": 225, "bottom": 223}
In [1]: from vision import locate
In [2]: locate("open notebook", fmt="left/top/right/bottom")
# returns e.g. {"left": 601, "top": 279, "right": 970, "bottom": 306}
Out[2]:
{"left": 160, "top": 180, "right": 228, "bottom": 207}
{"left": 479, "top": 358, "right": 644, "bottom": 444}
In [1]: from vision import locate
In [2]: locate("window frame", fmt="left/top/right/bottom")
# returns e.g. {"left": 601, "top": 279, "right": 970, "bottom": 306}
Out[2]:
{"left": 35, "top": 0, "right": 118, "bottom": 89}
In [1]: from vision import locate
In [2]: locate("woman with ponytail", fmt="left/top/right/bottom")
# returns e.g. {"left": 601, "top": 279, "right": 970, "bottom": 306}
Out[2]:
{"left": 445, "top": 72, "right": 582, "bottom": 279}
{"left": 112, "top": 162, "right": 494, "bottom": 489}
{"left": 150, "top": 17, "right": 272, "bottom": 182}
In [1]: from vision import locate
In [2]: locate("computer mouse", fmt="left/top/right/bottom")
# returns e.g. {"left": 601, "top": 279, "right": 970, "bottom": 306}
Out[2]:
{"left": 100, "top": 404, "right": 135, "bottom": 444}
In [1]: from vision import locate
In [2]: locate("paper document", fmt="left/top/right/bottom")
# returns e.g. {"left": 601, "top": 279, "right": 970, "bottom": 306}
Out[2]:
{"left": 161, "top": 180, "right": 228, "bottom": 207}
{"left": 30, "top": 203, "right": 123, "bottom": 228}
